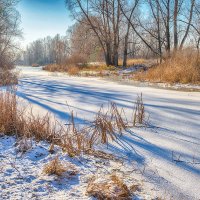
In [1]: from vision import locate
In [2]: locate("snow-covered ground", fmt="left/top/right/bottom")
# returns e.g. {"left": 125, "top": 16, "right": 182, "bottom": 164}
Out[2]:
{"left": 1, "top": 66, "right": 200, "bottom": 199}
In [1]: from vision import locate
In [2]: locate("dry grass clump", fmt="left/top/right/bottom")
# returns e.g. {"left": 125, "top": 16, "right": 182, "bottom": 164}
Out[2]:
{"left": 26, "top": 112, "right": 62, "bottom": 142}
{"left": 43, "top": 156, "right": 78, "bottom": 176}
{"left": 0, "top": 70, "right": 18, "bottom": 86}
{"left": 87, "top": 174, "right": 131, "bottom": 200}
{"left": 134, "top": 51, "right": 200, "bottom": 84}
{"left": 0, "top": 89, "right": 20, "bottom": 135}
{"left": 0, "top": 90, "right": 61, "bottom": 142}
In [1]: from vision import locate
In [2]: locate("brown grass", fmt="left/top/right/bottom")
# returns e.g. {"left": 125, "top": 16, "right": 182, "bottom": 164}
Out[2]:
{"left": 0, "top": 90, "right": 62, "bottom": 143}
{"left": 0, "top": 88, "right": 20, "bottom": 135}
{"left": 119, "top": 58, "right": 145, "bottom": 67}
{"left": 43, "top": 156, "right": 78, "bottom": 176}
{"left": 133, "top": 93, "right": 145, "bottom": 126}
{"left": 43, "top": 156, "right": 66, "bottom": 176}
{"left": 67, "top": 65, "right": 80, "bottom": 76}
{"left": 43, "top": 58, "right": 147, "bottom": 77}
{"left": 43, "top": 64, "right": 67, "bottom": 72}
{"left": 134, "top": 51, "right": 200, "bottom": 84}
{"left": 91, "top": 103, "right": 129, "bottom": 144}
{"left": 43, "top": 64, "right": 81, "bottom": 75}
{"left": 0, "top": 90, "right": 146, "bottom": 157}
{"left": 87, "top": 174, "right": 131, "bottom": 200}
{"left": 0, "top": 90, "right": 93, "bottom": 156}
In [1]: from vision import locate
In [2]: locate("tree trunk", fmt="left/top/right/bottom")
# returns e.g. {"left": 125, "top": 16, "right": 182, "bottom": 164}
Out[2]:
{"left": 123, "top": 29, "right": 130, "bottom": 67}
{"left": 166, "top": 0, "right": 171, "bottom": 56}
{"left": 173, "top": 0, "right": 179, "bottom": 51}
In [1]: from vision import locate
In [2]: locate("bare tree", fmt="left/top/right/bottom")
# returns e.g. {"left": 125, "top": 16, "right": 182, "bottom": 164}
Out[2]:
{"left": 66, "top": 0, "right": 124, "bottom": 66}
{"left": 0, "top": 0, "right": 21, "bottom": 70}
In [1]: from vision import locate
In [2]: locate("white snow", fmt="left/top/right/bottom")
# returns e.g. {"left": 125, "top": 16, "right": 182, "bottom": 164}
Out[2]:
{"left": 0, "top": 136, "right": 152, "bottom": 200}
{"left": 1, "top": 66, "right": 200, "bottom": 199}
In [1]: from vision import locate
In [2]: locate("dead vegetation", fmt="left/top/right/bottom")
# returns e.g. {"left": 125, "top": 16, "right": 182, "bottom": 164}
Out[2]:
{"left": 0, "top": 89, "right": 146, "bottom": 157}
{"left": 90, "top": 103, "right": 128, "bottom": 144}
{"left": 0, "top": 70, "right": 18, "bottom": 86}
{"left": 43, "top": 58, "right": 147, "bottom": 77}
{"left": 134, "top": 51, "right": 200, "bottom": 84}
{"left": 86, "top": 174, "right": 132, "bottom": 200}
{"left": 43, "top": 156, "right": 78, "bottom": 176}
{"left": 0, "top": 89, "right": 148, "bottom": 199}
{"left": 133, "top": 93, "right": 145, "bottom": 126}
{"left": 118, "top": 58, "right": 145, "bottom": 67}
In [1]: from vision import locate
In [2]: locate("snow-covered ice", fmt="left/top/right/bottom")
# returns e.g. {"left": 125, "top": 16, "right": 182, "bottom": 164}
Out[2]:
{"left": 1, "top": 66, "right": 200, "bottom": 199}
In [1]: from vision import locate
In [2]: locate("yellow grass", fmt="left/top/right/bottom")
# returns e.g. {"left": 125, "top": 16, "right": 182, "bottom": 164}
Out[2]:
{"left": 118, "top": 58, "right": 146, "bottom": 67}
{"left": 43, "top": 156, "right": 78, "bottom": 177}
{"left": 87, "top": 174, "right": 131, "bottom": 200}
{"left": 134, "top": 51, "right": 200, "bottom": 84}
{"left": 0, "top": 90, "right": 146, "bottom": 157}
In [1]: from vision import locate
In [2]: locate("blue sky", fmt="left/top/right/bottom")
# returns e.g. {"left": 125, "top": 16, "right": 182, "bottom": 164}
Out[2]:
{"left": 17, "top": 0, "right": 73, "bottom": 47}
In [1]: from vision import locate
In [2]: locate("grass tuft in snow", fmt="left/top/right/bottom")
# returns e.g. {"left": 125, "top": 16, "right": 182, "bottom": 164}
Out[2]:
{"left": 87, "top": 174, "right": 132, "bottom": 200}
{"left": 43, "top": 156, "right": 78, "bottom": 177}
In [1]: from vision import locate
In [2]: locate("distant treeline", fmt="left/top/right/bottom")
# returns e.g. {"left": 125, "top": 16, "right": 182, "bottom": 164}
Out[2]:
{"left": 22, "top": 0, "right": 200, "bottom": 67}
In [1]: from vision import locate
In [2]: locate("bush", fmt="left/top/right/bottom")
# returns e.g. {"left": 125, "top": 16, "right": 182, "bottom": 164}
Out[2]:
{"left": 0, "top": 70, "right": 18, "bottom": 86}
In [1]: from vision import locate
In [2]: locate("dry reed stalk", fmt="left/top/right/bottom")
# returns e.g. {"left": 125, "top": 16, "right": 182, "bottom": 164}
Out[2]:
{"left": 132, "top": 93, "right": 145, "bottom": 126}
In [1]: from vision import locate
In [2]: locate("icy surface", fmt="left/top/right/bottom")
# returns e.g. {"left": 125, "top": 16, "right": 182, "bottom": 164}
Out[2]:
{"left": 3, "top": 66, "right": 200, "bottom": 199}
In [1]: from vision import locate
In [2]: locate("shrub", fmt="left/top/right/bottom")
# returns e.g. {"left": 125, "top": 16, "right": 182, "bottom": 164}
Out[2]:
{"left": 0, "top": 70, "right": 18, "bottom": 86}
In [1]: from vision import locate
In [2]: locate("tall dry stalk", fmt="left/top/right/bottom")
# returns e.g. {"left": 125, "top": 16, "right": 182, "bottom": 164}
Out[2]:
{"left": 133, "top": 93, "right": 145, "bottom": 126}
